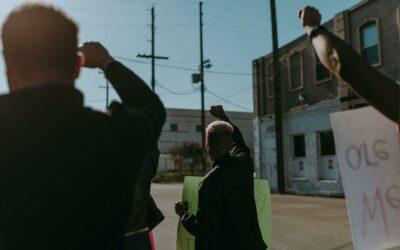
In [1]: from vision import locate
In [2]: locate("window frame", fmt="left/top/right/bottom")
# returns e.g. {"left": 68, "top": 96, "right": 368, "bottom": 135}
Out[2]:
{"left": 266, "top": 61, "right": 275, "bottom": 98}
{"left": 288, "top": 50, "right": 304, "bottom": 92}
{"left": 314, "top": 51, "right": 332, "bottom": 85}
{"left": 357, "top": 17, "right": 382, "bottom": 67}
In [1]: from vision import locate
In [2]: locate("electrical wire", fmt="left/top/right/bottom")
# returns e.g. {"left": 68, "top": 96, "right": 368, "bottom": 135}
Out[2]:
{"left": 157, "top": 83, "right": 197, "bottom": 95}
{"left": 205, "top": 89, "right": 251, "bottom": 111}
{"left": 115, "top": 56, "right": 252, "bottom": 76}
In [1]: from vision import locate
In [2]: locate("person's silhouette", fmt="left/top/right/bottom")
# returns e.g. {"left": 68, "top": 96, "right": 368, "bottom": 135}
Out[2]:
{"left": 0, "top": 3, "right": 165, "bottom": 250}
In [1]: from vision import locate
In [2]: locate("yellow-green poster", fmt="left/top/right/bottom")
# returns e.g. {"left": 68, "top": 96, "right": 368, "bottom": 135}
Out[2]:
{"left": 176, "top": 176, "right": 272, "bottom": 250}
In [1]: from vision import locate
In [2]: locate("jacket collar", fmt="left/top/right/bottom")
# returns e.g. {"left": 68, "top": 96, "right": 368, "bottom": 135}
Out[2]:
{"left": 213, "top": 153, "right": 231, "bottom": 168}
{"left": 0, "top": 84, "right": 84, "bottom": 112}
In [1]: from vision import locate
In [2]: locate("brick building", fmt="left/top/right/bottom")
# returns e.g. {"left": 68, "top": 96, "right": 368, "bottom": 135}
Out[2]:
{"left": 253, "top": 0, "right": 400, "bottom": 195}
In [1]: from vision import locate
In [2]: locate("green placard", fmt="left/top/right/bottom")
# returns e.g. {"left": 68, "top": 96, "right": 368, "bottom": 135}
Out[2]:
{"left": 176, "top": 176, "right": 272, "bottom": 250}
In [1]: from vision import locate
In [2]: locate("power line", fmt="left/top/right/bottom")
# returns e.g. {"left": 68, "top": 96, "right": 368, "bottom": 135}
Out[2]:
{"left": 223, "top": 86, "right": 252, "bottom": 98}
{"left": 205, "top": 2, "right": 266, "bottom": 21}
{"left": 157, "top": 83, "right": 197, "bottom": 95}
{"left": 78, "top": 22, "right": 147, "bottom": 28}
{"left": 205, "top": 89, "right": 251, "bottom": 111}
{"left": 64, "top": 6, "right": 147, "bottom": 16}
{"left": 209, "top": 25, "right": 268, "bottom": 40}
{"left": 115, "top": 56, "right": 252, "bottom": 76}
{"left": 204, "top": 2, "right": 299, "bottom": 29}
{"left": 206, "top": 14, "right": 267, "bottom": 31}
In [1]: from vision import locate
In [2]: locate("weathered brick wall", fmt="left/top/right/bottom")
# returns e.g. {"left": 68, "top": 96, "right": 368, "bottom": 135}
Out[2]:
{"left": 347, "top": 0, "right": 400, "bottom": 81}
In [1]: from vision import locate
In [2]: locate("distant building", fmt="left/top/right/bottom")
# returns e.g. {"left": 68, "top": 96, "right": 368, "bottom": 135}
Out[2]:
{"left": 253, "top": 0, "right": 400, "bottom": 196}
{"left": 158, "top": 108, "right": 254, "bottom": 153}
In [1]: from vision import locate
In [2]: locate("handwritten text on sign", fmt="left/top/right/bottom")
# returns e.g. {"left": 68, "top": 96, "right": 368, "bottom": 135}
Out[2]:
{"left": 331, "top": 107, "right": 400, "bottom": 250}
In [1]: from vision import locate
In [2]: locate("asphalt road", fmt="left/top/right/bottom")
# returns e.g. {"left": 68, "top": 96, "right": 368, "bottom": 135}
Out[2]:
{"left": 150, "top": 183, "right": 353, "bottom": 250}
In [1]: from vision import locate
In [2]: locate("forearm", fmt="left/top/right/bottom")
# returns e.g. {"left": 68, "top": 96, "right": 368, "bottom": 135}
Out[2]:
{"left": 309, "top": 27, "right": 399, "bottom": 122}
{"left": 180, "top": 213, "right": 198, "bottom": 236}
{"left": 105, "top": 61, "right": 166, "bottom": 130}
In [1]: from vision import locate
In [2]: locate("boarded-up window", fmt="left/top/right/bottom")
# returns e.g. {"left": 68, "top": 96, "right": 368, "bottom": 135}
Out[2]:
{"left": 267, "top": 63, "right": 274, "bottom": 97}
{"left": 319, "top": 131, "right": 336, "bottom": 156}
{"left": 293, "top": 135, "right": 306, "bottom": 158}
{"left": 289, "top": 52, "right": 303, "bottom": 90}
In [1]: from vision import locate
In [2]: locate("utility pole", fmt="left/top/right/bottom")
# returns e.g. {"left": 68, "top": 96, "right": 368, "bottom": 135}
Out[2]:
{"left": 270, "top": 0, "right": 285, "bottom": 194}
{"left": 137, "top": 6, "right": 169, "bottom": 92}
{"left": 199, "top": 1, "right": 206, "bottom": 172}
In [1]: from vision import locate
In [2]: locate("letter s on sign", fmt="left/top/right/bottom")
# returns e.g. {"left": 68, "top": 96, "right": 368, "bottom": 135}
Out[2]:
{"left": 374, "top": 140, "right": 389, "bottom": 160}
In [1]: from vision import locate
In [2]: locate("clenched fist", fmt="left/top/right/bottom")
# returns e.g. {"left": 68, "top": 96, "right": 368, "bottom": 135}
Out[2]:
{"left": 210, "top": 105, "right": 227, "bottom": 120}
{"left": 298, "top": 6, "right": 322, "bottom": 27}
{"left": 78, "top": 42, "right": 114, "bottom": 71}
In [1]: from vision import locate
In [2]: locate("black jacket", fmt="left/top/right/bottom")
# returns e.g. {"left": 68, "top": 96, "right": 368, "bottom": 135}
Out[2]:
{"left": 180, "top": 125, "right": 267, "bottom": 250}
{"left": 0, "top": 62, "right": 166, "bottom": 250}
{"left": 125, "top": 148, "right": 164, "bottom": 233}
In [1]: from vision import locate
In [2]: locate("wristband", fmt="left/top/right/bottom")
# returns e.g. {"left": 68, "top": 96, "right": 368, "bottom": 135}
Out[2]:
{"left": 308, "top": 25, "right": 327, "bottom": 40}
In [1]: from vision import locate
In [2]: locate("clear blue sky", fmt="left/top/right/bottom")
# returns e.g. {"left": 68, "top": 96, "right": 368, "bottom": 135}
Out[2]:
{"left": 0, "top": 0, "right": 359, "bottom": 112}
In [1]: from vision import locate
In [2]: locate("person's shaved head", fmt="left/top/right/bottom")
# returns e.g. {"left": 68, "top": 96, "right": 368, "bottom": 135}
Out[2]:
{"left": 206, "top": 121, "right": 234, "bottom": 161}
{"left": 2, "top": 3, "right": 80, "bottom": 91}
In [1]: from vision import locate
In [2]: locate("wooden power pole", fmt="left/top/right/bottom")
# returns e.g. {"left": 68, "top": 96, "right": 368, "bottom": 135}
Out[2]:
{"left": 270, "top": 0, "right": 286, "bottom": 194}
{"left": 199, "top": 1, "right": 206, "bottom": 172}
{"left": 137, "top": 6, "right": 169, "bottom": 92}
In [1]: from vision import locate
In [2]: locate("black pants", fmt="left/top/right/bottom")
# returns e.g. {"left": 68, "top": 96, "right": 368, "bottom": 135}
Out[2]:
{"left": 124, "top": 231, "right": 151, "bottom": 250}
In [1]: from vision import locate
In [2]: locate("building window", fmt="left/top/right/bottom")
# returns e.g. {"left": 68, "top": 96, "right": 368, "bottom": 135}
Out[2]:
{"left": 267, "top": 63, "right": 274, "bottom": 98}
{"left": 293, "top": 135, "right": 306, "bottom": 158}
{"left": 315, "top": 56, "right": 331, "bottom": 84}
{"left": 319, "top": 131, "right": 336, "bottom": 156}
{"left": 289, "top": 51, "right": 303, "bottom": 91}
{"left": 196, "top": 124, "right": 202, "bottom": 133}
{"left": 359, "top": 20, "right": 380, "bottom": 66}
{"left": 170, "top": 124, "right": 178, "bottom": 132}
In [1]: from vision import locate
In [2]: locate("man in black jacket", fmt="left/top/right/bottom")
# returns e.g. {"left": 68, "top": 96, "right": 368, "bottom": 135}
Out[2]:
{"left": 0, "top": 3, "right": 165, "bottom": 250}
{"left": 175, "top": 105, "right": 267, "bottom": 250}
{"left": 124, "top": 148, "right": 165, "bottom": 249}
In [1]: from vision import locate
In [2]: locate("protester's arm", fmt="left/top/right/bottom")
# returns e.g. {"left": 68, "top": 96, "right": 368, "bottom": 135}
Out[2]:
{"left": 180, "top": 213, "right": 198, "bottom": 236}
{"left": 210, "top": 105, "right": 250, "bottom": 156}
{"left": 79, "top": 42, "right": 166, "bottom": 147}
{"left": 175, "top": 202, "right": 198, "bottom": 236}
{"left": 299, "top": 7, "right": 399, "bottom": 123}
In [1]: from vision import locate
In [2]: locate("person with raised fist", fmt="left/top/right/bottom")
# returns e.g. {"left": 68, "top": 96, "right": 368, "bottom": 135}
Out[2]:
{"left": 0, "top": 3, "right": 165, "bottom": 250}
{"left": 299, "top": 6, "right": 399, "bottom": 124}
{"left": 175, "top": 105, "right": 267, "bottom": 250}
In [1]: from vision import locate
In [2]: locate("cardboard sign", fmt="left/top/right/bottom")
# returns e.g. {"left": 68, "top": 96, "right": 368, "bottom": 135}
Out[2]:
{"left": 176, "top": 176, "right": 272, "bottom": 250}
{"left": 331, "top": 107, "right": 400, "bottom": 250}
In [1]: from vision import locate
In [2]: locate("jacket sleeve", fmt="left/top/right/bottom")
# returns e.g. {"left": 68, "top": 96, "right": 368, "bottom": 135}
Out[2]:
{"left": 180, "top": 213, "right": 198, "bottom": 236}
{"left": 105, "top": 61, "right": 166, "bottom": 152}
{"left": 230, "top": 124, "right": 251, "bottom": 158}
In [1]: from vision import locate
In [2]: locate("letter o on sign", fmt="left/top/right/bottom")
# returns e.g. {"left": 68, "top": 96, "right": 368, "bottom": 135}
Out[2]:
{"left": 346, "top": 145, "right": 361, "bottom": 170}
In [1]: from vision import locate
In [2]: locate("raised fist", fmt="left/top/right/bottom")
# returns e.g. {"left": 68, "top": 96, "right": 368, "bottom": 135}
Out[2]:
{"left": 175, "top": 201, "right": 188, "bottom": 217}
{"left": 78, "top": 42, "right": 114, "bottom": 71}
{"left": 298, "top": 6, "right": 322, "bottom": 27}
{"left": 210, "top": 105, "right": 227, "bottom": 120}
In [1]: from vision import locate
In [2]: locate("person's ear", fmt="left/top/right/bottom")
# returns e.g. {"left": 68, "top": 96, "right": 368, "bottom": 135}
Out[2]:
{"left": 3, "top": 51, "right": 13, "bottom": 80}
{"left": 74, "top": 52, "right": 83, "bottom": 80}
